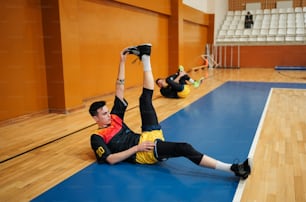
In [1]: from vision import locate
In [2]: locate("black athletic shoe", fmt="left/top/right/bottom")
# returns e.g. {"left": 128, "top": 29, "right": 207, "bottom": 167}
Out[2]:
{"left": 123, "top": 47, "right": 139, "bottom": 55}
{"left": 128, "top": 43, "right": 152, "bottom": 60}
{"left": 137, "top": 43, "right": 151, "bottom": 58}
{"left": 230, "top": 158, "right": 251, "bottom": 180}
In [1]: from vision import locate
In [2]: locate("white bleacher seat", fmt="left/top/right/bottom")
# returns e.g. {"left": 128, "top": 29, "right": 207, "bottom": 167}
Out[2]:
{"left": 241, "top": 10, "right": 247, "bottom": 16}
{"left": 271, "top": 8, "right": 279, "bottom": 14}
{"left": 221, "top": 24, "right": 230, "bottom": 31}
{"left": 287, "top": 28, "right": 295, "bottom": 36}
{"left": 275, "top": 35, "right": 284, "bottom": 42}
{"left": 248, "top": 37, "right": 257, "bottom": 42}
{"left": 267, "top": 29, "right": 276, "bottom": 42}
{"left": 229, "top": 24, "right": 237, "bottom": 30}
{"left": 249, "top": 29, "right": 260, "bottom": 42}
{"left": 225, "top": 15, "right": 234, "bottom": 21}
{"left": 227, "top": 29, "right": 235, "bottom": 35}
{"left": 239, "top": 37, "right": 248, "bottom": 43}
{"left": 278, "top": 8, "right": 286, "bottom": 13}
{"left": 234, "top": 10, "right": 241, "bottom": 16}
{"left": 253, "top": 22, "right": 262, "bottom": 29}
{"left": 278, "top": 21, "right": 287, "bottom": 29}
{"left": 267, "top": 36, "right": 275, "bottom": 42}
{"left": 257, "top": 36, "right": 266, "bottom": 42}
{"left": 296, "top": 13, "right": 303, "bottom": 20}
{"left": 223, "top": 30, "right": 235, "bottom": 42}
{"left": 279, "top": 13, "right": 287, "bottom": 21}
{"left": 295, "top": 7, "right": 303, "bottom": 13}
{"left": 271, "top": 14, "right": 279, "bottom": 21}
{"left": 296, "top": 21, "right": 304, "bottom": 28}
{"left": 251, "top": 28, "right": 260, "bottom": 35}
{"left": 240, "top": 15, "right": 245, "bottom": 22}
{"left": 237, "top": 22, "right": 245, "bottom": 29}
{"left": 255, "top": 14, "right": 263, "bottom": 20}
{"left": 253, "top": 15, "right": 263, "bottom": 29}
{"left": 264, "top": 9, "right": 271, "bottom": 14}
{"left": 234, "top": 29, "right": 243, "bottom": 37}
{"left": 255, "top": 9, "right": 263, "bottom": 15}
{"left": 303, "top": 7, "right": 306, "bottom": 12}
{"left": 295, "top": 14, "right": 304, "bottom": 28}
{"left": 270, "top": 20, "right": 278, "bottom": 29}
{"left": 260, "top": 28, "right": 269, "bottom": 35}
{"left": 268, "top": 28, "right": 277, "bottom": 36}
{"left": 243, "top": 28, "right": 252, "bottom": 35}
{"left": 279, "top": 14, "right": 287, "bottom": 28}
{"left": 287, "top": 13, "right": 295, "bottom": 21}
{"left": 295, "top": 34, "right": 306, "bottom": 42}
{"left": 239, "top": 29, "right": 250, "bottom": 42}
{"left": 286, "top": 8, "right": 294, "bottom": 13}
{"left": 296, "top": 27, "right": 305, "bottom": 35}
{"left": 278, "top": 28, "right": 287, "bottom": 36}
{"left": 233, "top": 15, "right": 241, "bottom": 22}
{"left": 216, "top": 37, "right": 226, "bottom": 43}
{"left": 287, "top": 23, "right": 296, "bottom": 28}
{"left": 225, "top": 14, "right": 233, "bottom": 20}
{"left": 258, "top": 29, "right": 268, "bottom": 42}
{"left": 227, "top": 11, "right": 234, "bottom": 16}
{"left": 295, "top": 35, "right": 305, "bottom": 42}
{"left": 285, "top": 35, "right": 295, "bottom": 42}
{"left": 263, "top": 14, "right": 271, "bottom": 22}
{"left": 217, "top": 30, "right": 227, "bottom": 42}
{"left": 261, "top": 23, "right": 270, "bottom": 29}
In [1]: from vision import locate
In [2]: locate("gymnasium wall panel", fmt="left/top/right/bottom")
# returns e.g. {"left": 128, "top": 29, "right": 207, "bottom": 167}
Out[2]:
{"left": 76, "top": 0, "right": 169, "bottom": 99}
{"left": 0, "top": 0, "right": 48, "bottom": 122}
{"left": 0, "top": 0, "right": 212, "bottom": 122}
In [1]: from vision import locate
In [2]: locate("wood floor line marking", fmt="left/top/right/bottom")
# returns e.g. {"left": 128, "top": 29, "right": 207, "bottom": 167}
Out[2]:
{"left": 233, "top": 88, "right": 273, "bottom": 202}
{"left": 0, "top": 97, "right": 161, "bottom": 164}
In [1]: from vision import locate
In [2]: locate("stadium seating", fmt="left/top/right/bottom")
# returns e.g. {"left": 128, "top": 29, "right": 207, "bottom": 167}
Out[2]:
{"left": 216, "top": 7, "right": 306, "bottom": 44}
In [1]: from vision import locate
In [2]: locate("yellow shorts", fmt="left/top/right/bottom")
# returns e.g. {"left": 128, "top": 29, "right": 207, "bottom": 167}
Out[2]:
{"left": 177, "top": 85, "right": 190, "bottom": 98}
{"left": 135, "top": 130, "right": 165, "bottom": 164}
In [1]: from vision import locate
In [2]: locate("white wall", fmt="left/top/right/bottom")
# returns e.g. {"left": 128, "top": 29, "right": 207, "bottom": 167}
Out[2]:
{"left": 213, "top": 0, "right": 228, "bottom": 44}
{"left": 183, "top": 0, "right": 206, "bottom": 12}
{"left": 183, "top": 0, "right": 228, "bottom": 44}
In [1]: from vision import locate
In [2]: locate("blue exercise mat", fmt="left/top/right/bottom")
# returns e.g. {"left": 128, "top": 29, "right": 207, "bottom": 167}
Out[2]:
{"left": 275, "top": 66, "right": 306, "bottom": 70}
{"left": 33, "top": 81, "right": 306, "bottom": 202}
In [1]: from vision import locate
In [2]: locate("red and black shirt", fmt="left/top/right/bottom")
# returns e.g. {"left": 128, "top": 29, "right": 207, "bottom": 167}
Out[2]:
{"left": 90, "top": 97, "right": 140, "bottom": 164}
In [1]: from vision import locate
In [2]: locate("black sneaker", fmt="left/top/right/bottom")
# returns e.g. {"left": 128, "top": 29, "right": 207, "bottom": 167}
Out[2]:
{"left": 129, "top": 43, "right": 152, "bottom": 60}
{"left": 230, "top": 158, "right": 251, "bottom": 180}
{"left": 123, "top": 47, "right": 139, "bottom": 55}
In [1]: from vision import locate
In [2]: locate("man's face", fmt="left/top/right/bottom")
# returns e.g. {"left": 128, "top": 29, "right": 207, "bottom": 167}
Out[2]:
{"left": 94, "top": 105, "right": 111, "bottom": 127}
{"left": 157, "top": 79, "right": 166, "bottom": 88}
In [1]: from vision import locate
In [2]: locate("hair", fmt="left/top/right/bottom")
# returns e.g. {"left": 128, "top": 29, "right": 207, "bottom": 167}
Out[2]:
{"left": 155, "top": 78, "right": 162, "bottom": 85}
{"left": 89, "top": 101, "right": 106, "bottom": 116}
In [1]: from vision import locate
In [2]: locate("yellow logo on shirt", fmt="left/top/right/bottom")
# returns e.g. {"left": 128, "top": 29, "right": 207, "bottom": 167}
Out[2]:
{"left": 96, "top": 146, "right": 105, "bottom": 157}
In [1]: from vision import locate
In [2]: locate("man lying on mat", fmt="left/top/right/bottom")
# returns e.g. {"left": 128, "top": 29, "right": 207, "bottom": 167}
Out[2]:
{"left": 89, "top": 43, "right": 251, "bottom": 180}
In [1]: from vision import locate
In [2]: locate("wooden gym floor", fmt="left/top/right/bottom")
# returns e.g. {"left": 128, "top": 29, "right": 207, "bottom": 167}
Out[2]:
{"left": 0, "top": 68, "right": 305, "bottom": 201}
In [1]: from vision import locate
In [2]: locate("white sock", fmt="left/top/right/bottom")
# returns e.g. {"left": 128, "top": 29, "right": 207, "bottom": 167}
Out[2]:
{"left": 141, "top": 55, "right": 151, "bottom": 72}
{"left": 189, "top": 78, "right": 195, "bottom": 83}
{"left": 215, "top": 161, "right": 232, "bottom": 173}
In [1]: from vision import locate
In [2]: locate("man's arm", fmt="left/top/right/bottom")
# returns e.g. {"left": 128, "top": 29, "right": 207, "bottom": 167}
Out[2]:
{"left": 115, "top": 49, "right": 128, "bottom": 101}
{"left": 165, "top": 72, "right": 186, "bottom": 91}
{"left": 91, "top": 134, "right": 155, "bottom": 165}
{"left": 106, "top": 141, "right": 155, "bottom": 164}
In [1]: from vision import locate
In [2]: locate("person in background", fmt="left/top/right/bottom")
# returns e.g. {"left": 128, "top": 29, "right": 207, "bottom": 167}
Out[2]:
{"left": 245, "top": 11, "right": 254, "bottom": 29}
{"left": 155, "top": 66, "right": 204, "bottom": 98}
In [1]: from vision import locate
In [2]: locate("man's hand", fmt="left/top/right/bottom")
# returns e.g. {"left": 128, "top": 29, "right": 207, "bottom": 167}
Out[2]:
{"left": 120, "top": 47, "right": 129, "bottom": 62}
{"left": 137, "top": 141, "right": 155, "bottom": 152}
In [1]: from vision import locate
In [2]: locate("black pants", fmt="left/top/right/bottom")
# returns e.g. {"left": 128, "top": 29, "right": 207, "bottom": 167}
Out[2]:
{"left": 139, "top": 88, "right": 203, "bottom": 165}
